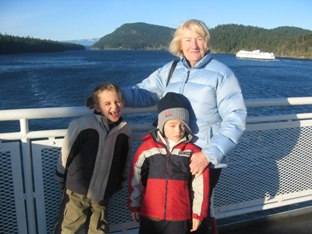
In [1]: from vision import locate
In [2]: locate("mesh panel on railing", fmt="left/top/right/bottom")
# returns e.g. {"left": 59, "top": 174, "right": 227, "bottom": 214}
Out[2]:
{"left": 106, "top": 141, "right": 142, "bottom": 227}
{"left": 107, "top": 181, "right": 132, "bottom": 225}
{"left": 214, "top": 125, "right": 312, "bottom": 212}
{"left": 0, "top": 149, "right": 20, "bottom": 234}
{"left": 41, "top": 148, "right": 63, "bottom": 234}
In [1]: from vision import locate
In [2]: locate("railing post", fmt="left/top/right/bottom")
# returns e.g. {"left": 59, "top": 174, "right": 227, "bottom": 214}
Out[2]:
{"left": 20, "top": 118, "right": 37, "bottom": 234}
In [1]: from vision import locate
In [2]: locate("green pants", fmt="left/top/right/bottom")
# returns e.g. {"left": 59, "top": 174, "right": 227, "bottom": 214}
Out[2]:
{"left": 61, "top": 189, "right": 109, "bottom": 234}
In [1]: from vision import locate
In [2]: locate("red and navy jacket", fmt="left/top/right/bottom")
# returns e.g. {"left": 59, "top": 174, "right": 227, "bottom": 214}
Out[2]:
{"left": 128, "top": 130, "right": 209, "bottom": 221}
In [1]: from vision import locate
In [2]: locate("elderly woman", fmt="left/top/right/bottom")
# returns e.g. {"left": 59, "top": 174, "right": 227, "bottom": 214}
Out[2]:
{"left": 123, "top": 19, "right": 247, "bottom": 233}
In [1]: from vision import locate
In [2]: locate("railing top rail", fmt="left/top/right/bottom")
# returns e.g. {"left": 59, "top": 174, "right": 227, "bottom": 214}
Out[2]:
{"left": 0, "top": 106, "right": 157, "bottom": 121}
{"left": 245, "top": 97, "right": 312, "bottom": 107}
{"left": 1, "top": 97, "right": 312, "bottom": 121}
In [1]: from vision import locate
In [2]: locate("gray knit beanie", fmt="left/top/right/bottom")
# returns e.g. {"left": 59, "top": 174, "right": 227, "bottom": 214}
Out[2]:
{"left": 157, "top": 92, "right": 191, "bottom": 133}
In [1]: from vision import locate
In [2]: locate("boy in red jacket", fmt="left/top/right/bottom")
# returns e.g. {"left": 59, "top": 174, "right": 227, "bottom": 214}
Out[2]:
{"left": 128, "top": 92, "right": 209, "bottom": 234}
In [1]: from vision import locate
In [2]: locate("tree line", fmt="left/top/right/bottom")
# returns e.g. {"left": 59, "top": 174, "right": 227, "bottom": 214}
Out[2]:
{"left": 1, "top": 22, "right": 311, "bottom": 59}
{"left": 209, "top": 24, "right": 312, "bottom": 59}
{"left": 93, "top": 23, "right": 312, "bottom": 59}
{"left": 0, "top": 34, "right": 85, "bottom": 54}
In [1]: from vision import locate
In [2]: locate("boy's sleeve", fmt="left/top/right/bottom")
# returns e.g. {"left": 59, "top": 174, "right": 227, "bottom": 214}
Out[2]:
{"left": 191, "top": 158, "right": 210, "bottom": 220}
{"left": 128, "top": 145, "right": 146, "bottom": 212}
{"left": 55, "top": 120, "right": 79, "bottom": 188}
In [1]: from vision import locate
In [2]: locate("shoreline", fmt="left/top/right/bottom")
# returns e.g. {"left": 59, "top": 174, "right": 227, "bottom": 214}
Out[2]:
{"left": 1, "top": 48, "right": 312, "bottom": 60}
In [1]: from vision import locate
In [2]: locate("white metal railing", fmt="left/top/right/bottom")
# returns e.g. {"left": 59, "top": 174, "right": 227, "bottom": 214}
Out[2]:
{"left": 245, "top": 97, "right": 312, "bottom": 107}
{"left": 1, "top": 97, "right": 312, "bottom": 234}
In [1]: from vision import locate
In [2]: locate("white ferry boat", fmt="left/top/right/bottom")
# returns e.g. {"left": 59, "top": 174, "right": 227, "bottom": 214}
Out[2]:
{"left": 236, "top": 49, "right": 275, "bottom": 60}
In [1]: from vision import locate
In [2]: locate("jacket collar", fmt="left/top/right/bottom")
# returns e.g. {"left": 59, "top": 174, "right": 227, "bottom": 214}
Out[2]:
{"left": 181, "top": 50, "right": 212, "bottom": 69}
{"left": 148, "top": 129, "right": 193, "bottom": 145}
{"left": 93, "top": 110, "right": 123, "bottom": 131}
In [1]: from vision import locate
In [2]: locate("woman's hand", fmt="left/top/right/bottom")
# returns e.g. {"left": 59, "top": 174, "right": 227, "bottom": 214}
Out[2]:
{"left": 190, "top": 151, "right": 209, "bottom": 175}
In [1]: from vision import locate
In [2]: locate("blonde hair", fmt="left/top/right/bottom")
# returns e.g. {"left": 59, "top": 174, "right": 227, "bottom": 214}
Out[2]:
{"left": 92, "top": 83, "right": 124, "bottom": 105}
{"left": 169, "top": 19, "right": 210, "bottom": 57}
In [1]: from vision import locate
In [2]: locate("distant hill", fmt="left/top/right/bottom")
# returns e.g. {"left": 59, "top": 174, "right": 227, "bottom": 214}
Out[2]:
{"left": 64, "top": 38, "right": 100, "bottom": 47}
{"left": 93, "top": 22, "right": 312, "bottom": 59}
{"left": 93, "top": 22, "right": 175, "bottom": 50}
{"left": 0, "top": 34, "right": 85, "bottom": 54}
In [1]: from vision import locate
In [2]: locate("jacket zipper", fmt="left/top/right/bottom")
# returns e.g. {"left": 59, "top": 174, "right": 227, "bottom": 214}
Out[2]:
{"left": 185, "top": 70, "right": 190, "bottom": 83}
{"left": 181, "top": 70, "right": 190, "bottom": 94}
{"left": 163, "top": 151, "right": 169, "bottom": 219}
{"left": 157, "top": 137, "right": 187, "bottom": 220}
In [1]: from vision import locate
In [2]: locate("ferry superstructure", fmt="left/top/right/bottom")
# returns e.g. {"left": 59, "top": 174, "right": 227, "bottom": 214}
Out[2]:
{"left": 1, "top": 97, "right": 312, "bottom": 233}
{"left": 236, "top": 49, "right": 276, "bottom": 60}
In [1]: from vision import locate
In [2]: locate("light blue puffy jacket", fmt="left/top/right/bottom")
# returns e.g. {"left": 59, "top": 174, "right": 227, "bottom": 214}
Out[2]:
{"left": 122, "top": 52, "right": 247, "bottom": 168}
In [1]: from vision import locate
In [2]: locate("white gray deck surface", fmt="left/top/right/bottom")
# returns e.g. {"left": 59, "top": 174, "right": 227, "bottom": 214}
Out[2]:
{"left": 112, "top": 202, "right": 312, "bottom": 234}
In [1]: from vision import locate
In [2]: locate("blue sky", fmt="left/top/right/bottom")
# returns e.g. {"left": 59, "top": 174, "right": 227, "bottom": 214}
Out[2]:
{"left": 0, "top": 0, "right": 311, "bottom": 41}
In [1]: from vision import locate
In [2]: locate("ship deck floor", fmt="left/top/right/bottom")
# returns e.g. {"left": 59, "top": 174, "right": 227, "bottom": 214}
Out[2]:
{"left": 113, "top": 201, "right": 312, "bottom": 234}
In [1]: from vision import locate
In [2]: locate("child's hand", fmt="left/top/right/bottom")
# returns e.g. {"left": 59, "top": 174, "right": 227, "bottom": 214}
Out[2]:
{"left": 190, "top": 218, "right": 201, "bottom": 232}
{"left": 131, "top": 212, "right": 140, "bottom": 223}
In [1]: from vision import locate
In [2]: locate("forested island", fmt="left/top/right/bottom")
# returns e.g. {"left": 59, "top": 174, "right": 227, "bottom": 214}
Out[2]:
{"left": 93, "top": 22, "right": 312, "bottom": 59}
{"left": 0, "top": 34, "right": 85, "bottom": 54}
{"left": 1, "top": 22, "right": 311, "bottom": 59}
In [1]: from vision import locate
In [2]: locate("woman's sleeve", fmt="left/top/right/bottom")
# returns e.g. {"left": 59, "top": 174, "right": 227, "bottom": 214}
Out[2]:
{"left": 122, "top": 62, "right": 174, "bottom": 107}
{"left": 203, "top": 71, "right": 247, "bottom": 166}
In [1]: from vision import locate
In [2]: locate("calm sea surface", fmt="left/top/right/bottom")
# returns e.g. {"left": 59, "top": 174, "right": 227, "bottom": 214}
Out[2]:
{"left": 1, "top": 50, "right": 312, "bottom": 131}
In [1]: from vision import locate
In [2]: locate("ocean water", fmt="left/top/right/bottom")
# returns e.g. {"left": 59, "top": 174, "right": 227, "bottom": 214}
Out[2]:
{"left": 0, "top": 50, "right": 312, "bottom": 131}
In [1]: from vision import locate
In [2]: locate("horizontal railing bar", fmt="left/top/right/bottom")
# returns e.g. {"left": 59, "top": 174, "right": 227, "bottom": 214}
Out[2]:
{"left": 216, "top": 193, "right": 312, "bottom": 219}
{"left": 247, "top": 113, "right": 312, "bottom": 123}
{"left": 246, "top": 119, "right": 312, "bottom": 131}
{"left": 0, "top": 106, "right": 157, "bottom": 121}
{"left": 1, "top": 97, "right": 312, "bottom": 121}
{"left": 0, "top": 130, "right": 66, "bottom": 141}
{"left": 0, "top": 106, "right": 90, "bottom": 121}
{"left": 245, "top": 97, "right": 312, "bottom": 107}
{"left": 0, "top": 124, "right": 154, "bottom": 141}
{"left": 0, "top": 132, "right": 23, "bottom": 140}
